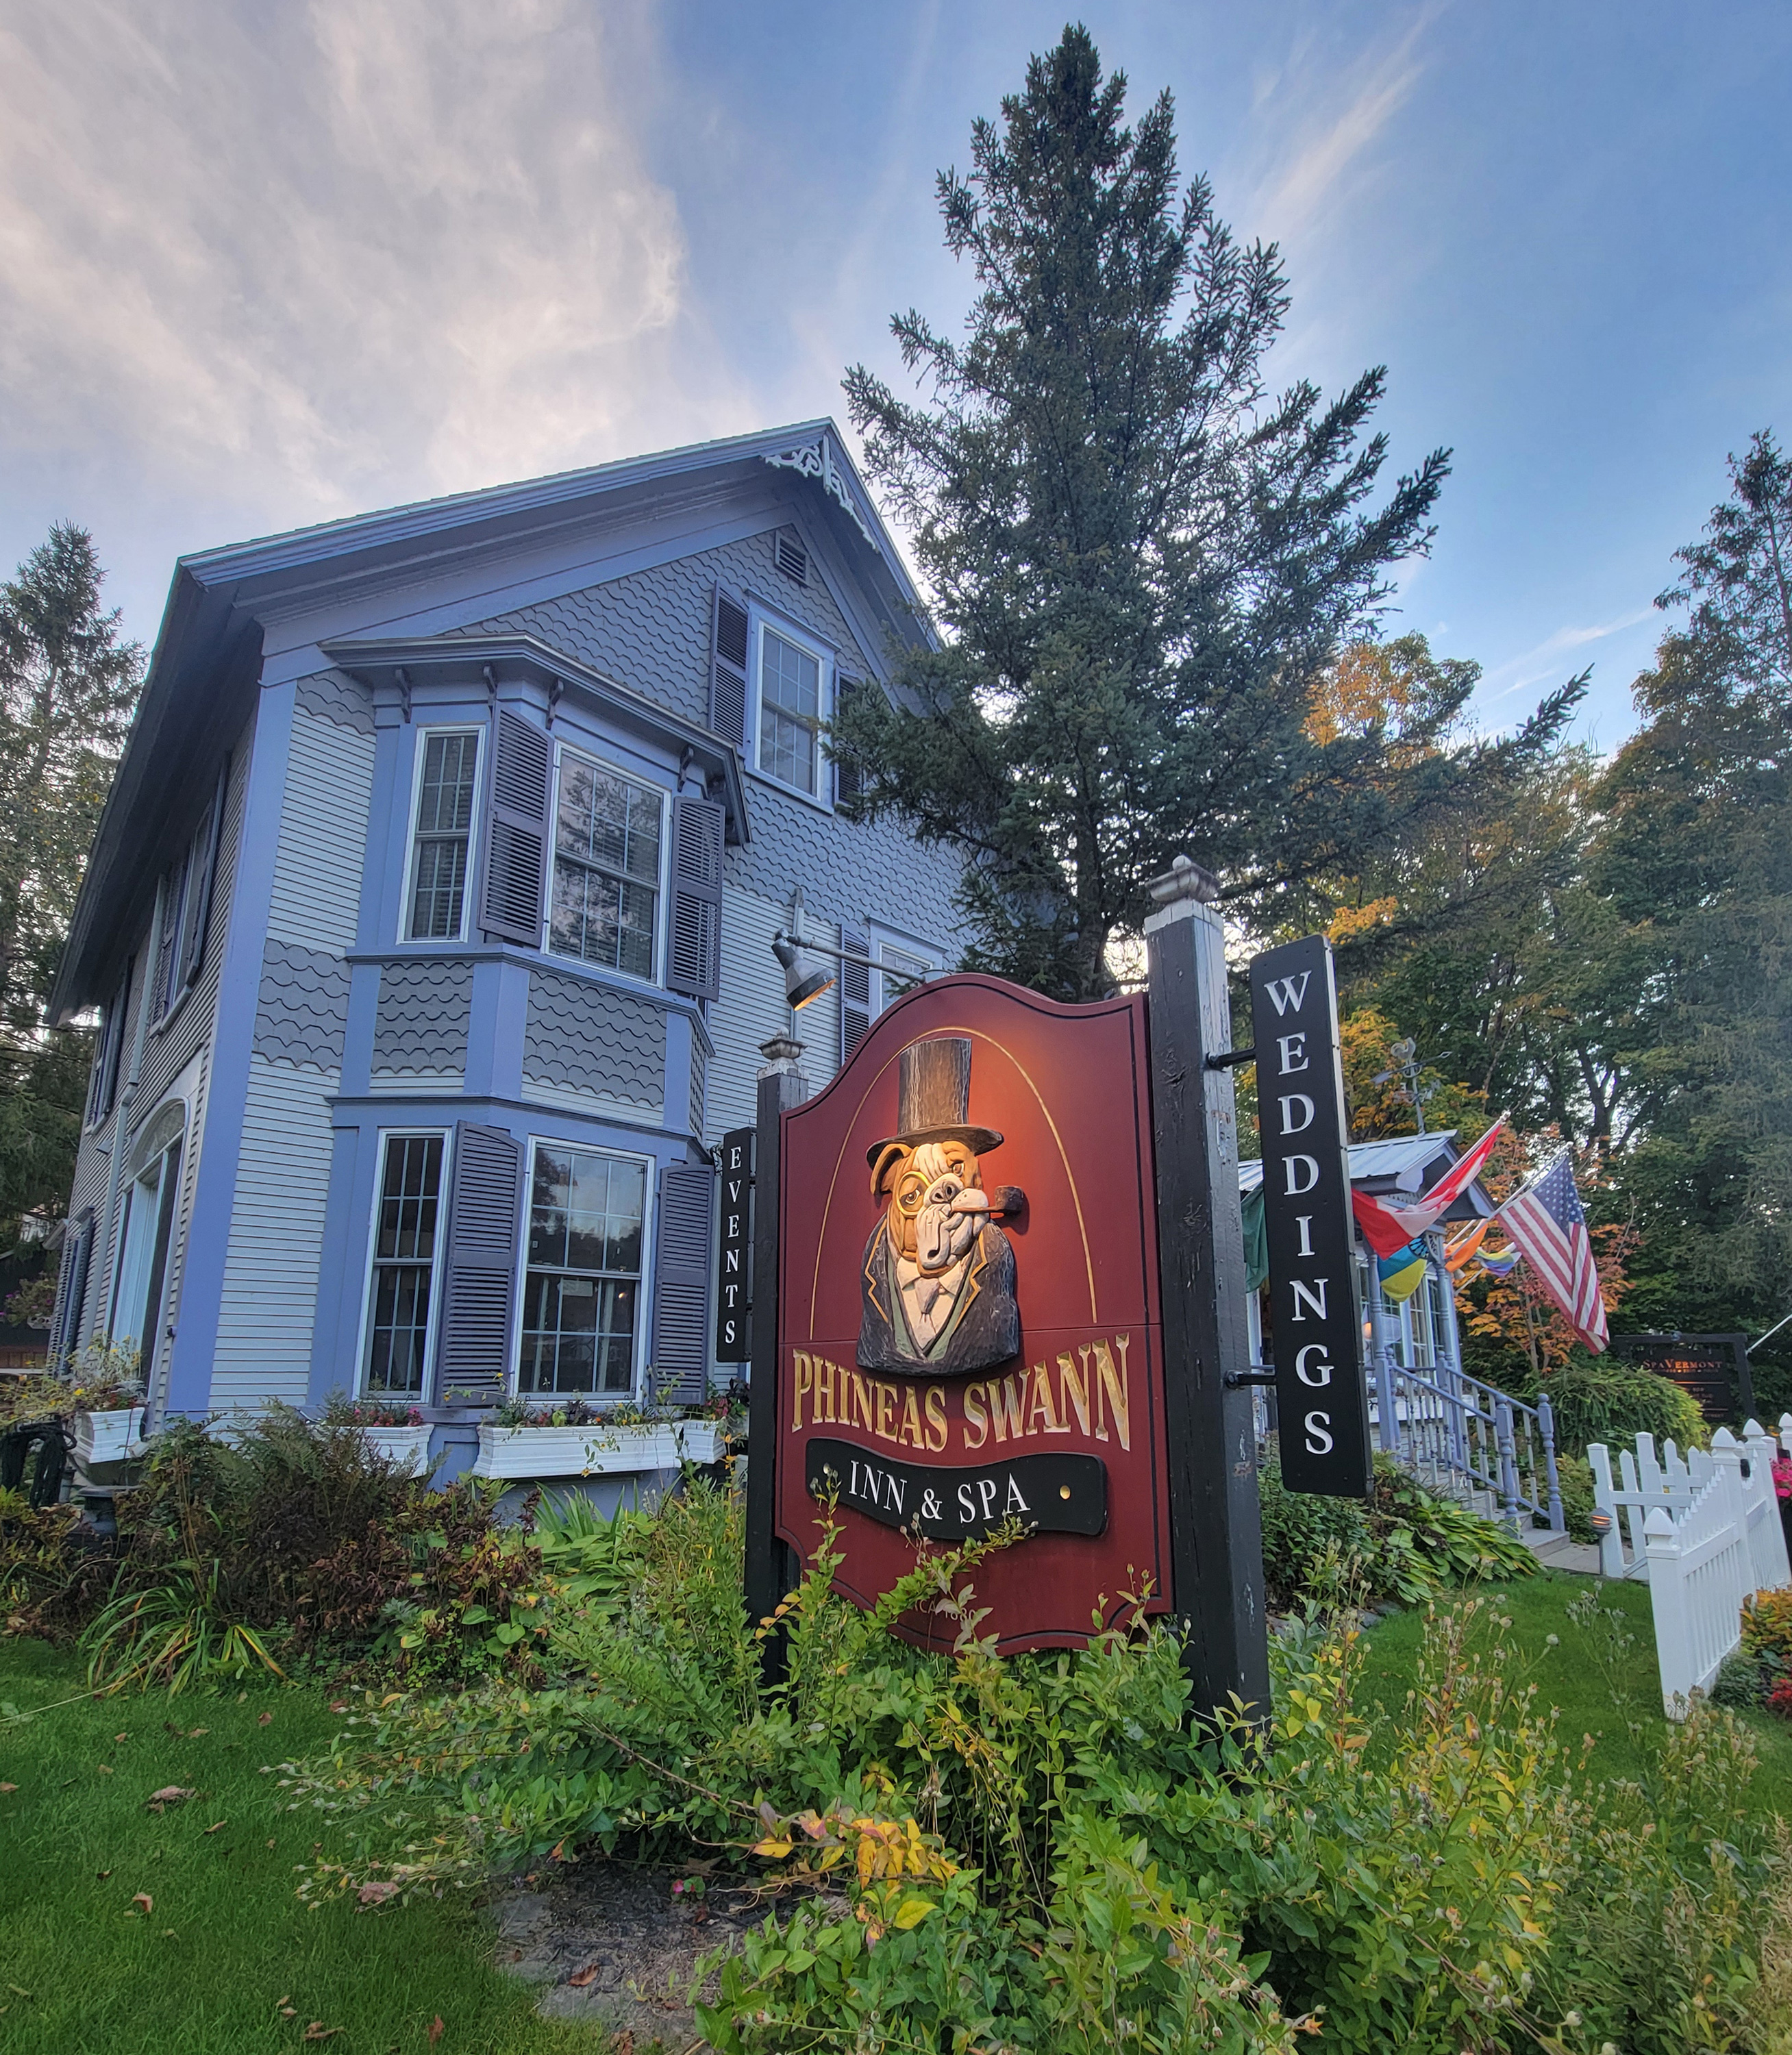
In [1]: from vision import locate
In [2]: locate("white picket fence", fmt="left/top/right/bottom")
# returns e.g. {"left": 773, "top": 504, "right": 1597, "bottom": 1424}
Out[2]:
{"left": 1586, "top": 1421, "right": 1790, "bottom": 1716}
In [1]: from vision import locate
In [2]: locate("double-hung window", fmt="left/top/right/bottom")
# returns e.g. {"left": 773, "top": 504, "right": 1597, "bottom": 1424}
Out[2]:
{"left": 519, "top": 1143, "right": 647, "bottom": 1395}
{"left": 548, "top": 749, "right": 663, "bottom": 980}
{"left": 406, "top": 730, "right": 481, "bottom": 941}
{"left": 152, "top": 766, "right": 227, "bottom": 1023}
{"left": 756, "top": 620, "right": 830, "bottom": 799}
{"left": 362, "top": 1133, "right": 446, "bottom": 1395}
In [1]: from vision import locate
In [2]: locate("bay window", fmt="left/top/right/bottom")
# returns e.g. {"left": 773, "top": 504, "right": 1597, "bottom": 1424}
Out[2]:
{"left": 518, "top": 1143, "right": 647, "bottom": 1395}
{"left": 406, "top": 730, "right": 480, "bottom": 941}
{"left": 547, "top": 749, "right": 662, "bottom": 980}
{"left": 362, "top": 1133, "right": 445, "bottom": 1395}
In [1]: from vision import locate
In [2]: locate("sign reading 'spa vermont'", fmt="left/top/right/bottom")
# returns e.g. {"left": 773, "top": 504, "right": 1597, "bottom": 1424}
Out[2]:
{"left": 1247, "top": 935, "right": 1373, "bottom": 1498}
{"left": 775, "top": 977, "right": 1170, "bottom": 1652}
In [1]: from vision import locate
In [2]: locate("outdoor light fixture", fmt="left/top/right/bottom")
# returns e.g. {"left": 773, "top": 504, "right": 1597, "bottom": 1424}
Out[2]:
{"left": 769, "top": 927, "right": 934, "bottom": 1012}
{"left": 772, "top": 933, "right": 835, "bottom": 1010}
{"left": 1589, "top": 1508, "right": 1615, "bottom": 1538}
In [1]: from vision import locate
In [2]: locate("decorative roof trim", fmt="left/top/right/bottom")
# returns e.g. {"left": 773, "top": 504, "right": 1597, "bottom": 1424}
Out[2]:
{"left": 763, "top": 432, "right": 884, "bottom": 560}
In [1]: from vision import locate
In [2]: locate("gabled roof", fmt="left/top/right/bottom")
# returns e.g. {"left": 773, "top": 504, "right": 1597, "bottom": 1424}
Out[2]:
{"left": 54, "top": 421, "right": 928, "bottom": 1017}
{"left": 1239, "top": 1130, "right": 1495, "bottom": 1221}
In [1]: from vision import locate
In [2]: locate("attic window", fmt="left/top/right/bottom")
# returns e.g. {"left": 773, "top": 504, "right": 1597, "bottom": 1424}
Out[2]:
{"left": 775, "top": 532, "right": 808, "bottom": 586}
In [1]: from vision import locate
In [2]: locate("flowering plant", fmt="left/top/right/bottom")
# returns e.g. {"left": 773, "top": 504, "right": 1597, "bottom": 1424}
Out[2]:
{"left": 1772, "top": 1454, "right": 1792, "bottom": 1502}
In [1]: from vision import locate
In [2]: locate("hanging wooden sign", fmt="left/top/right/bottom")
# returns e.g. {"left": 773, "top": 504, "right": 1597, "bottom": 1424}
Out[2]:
{"left": 771, "top": 977, "right": 1171, "bottom": 1652}
{"left": 1247, "top": 934, "right": 1373, "bottom": 1498}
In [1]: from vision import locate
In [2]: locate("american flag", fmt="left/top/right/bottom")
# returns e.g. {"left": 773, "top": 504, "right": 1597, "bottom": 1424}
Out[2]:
{"left": 1499, "top": 1151, "right": 1608, "bottom": 1353}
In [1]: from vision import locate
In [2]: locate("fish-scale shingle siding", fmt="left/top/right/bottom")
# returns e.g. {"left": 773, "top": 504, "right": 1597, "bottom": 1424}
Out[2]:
{"left": 253, "top": 941, "right": 352, "bottom": 1071}
{"left": 522, "top": 969, "right": 665, "bottom": 1114}
{"left": 371, "top": 959, "right": 473, "bottom": 1080}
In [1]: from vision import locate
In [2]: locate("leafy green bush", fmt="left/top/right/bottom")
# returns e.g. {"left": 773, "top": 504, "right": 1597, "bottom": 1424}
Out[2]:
{"left": 1543, "top": 1358, "right": 1709, "bottom": 1455}
{"left": 1257, "top": 1446, "right": 1536, "bottom": 1607}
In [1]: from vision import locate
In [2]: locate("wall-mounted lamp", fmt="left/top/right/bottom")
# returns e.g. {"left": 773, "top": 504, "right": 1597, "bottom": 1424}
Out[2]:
{"left": 772, "top": 932, "right": 835, "bottom": 1010}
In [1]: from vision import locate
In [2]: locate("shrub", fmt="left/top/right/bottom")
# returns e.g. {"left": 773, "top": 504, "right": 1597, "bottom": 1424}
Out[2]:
{"left": 1542, "top": 1358, "right": 1709, "bottom": 1455}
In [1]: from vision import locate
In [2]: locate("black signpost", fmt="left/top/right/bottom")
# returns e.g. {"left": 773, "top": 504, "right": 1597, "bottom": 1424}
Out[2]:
{"left": 1247, "top": 934, "right": 1372, "bottom": 1499}
{"left": 714, "top": 1127, "right": 754, "bottom": 1363}
{"left": 1613, "top": 1333, "right": 1754, "bottom": 1428}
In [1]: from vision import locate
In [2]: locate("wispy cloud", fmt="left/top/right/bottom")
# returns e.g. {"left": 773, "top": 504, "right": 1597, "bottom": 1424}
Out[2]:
{"left": 1481, "top": 607, "right": 1654, "bottom": 699}
{"left": 0, "top": 0, "right": 736, "bottom": 527}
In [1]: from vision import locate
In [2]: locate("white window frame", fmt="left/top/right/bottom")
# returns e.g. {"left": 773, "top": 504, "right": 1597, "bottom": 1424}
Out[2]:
{"left": 750, "top": 607, "right": 834, "bottom": 808}
{"left": 400, "top": 725, "right": 484, "bottom": 945}
{"left": 542, "top": 738, "right": 671, "bottom": 988}
{"left": 867, "top": 921, "right": 943, "bottom": 1017}
{"left": 108, "top": 1101, "right": 187, "bottom": 1362}
{"left": 512, "top": 1134, "right": 657, "bottom": 1404}
{"left": 353, "top": 1127, "right": 451, "bottom": 1401}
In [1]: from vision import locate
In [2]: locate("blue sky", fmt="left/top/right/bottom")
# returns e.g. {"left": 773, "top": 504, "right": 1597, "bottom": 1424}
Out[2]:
{"left": 1, "top": 1, "right": 1786, "bottom": 749}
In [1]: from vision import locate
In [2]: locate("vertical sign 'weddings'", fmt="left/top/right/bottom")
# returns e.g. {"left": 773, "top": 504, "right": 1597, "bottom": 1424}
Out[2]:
{"left": 714, "top": 1128, "right": 754, "bottom": 1363}
{"left": 1247, "top": 936, "right": 1372, "bottom": 1497}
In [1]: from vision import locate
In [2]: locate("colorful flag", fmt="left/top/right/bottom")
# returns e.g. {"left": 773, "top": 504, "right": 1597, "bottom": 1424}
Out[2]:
{"left": 1443, "top": 1218, "right": 1491, "bottom": 1275}
{"left": 1473, "top": 1243, "right": 1521, "bottom": 1278}
{"left": 1377, "top": 1236, "right": 1430, "bottom": 1303}
{"left": 1352, "top": 1117, "right": 1508, "bottom": 1258}
{"left": 1498, "top": 1151, "right": 1608, "bottom": 1353}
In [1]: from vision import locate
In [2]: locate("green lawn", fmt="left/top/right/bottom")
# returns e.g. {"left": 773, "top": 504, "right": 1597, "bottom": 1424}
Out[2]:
{"left": 1359, "top": 1571, "right": 1792, "bottom": 1817}
{"left": 0, "top": 1639, "right": 596, "bottom": 2055}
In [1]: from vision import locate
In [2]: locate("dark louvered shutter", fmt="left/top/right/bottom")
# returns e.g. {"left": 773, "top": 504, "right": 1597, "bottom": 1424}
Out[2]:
{"left": 709, "top": 584, "right": 749, "bottom": 750}
{"left": 652, "top": 1160, "right": 715, "bottom": 1403}
{"left": 839, "top": 924, "right": 871, "bottom": 1067}
{"left": 53, "top": 1213, "right": 93, "bottom": 1366}
{"left": 435, "top": 1123, "right": 523, "bottom": 1404}
{"left": 480, "top": 711, "right": 551, "bottom": 945}
{"left": 832, "top": 677, "right": 864, "bottom": 806}
{"left": 178, "top": 760, "right": 229, "bottom": 989}
{"left": 667, "top": 795, "right": 723, "bottom": 999}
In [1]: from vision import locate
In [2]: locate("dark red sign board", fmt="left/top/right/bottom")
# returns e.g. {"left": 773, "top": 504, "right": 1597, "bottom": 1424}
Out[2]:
{"left": 774, "top": 975, "right": 1170, "bottom": 1652}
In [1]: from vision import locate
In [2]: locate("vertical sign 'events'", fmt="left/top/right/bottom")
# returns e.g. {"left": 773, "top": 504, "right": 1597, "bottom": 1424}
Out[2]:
{"left": 714, "top": 1128, "right": 753, "bottom": 1362}
{"left": 1247, "top": 936, "right": 1373, "bottom": 1497}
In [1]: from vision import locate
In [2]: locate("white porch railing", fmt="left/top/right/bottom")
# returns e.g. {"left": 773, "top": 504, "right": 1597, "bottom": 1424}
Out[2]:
{"left": 1371, "top": 1359, "right": 1565, "bottom": 1532}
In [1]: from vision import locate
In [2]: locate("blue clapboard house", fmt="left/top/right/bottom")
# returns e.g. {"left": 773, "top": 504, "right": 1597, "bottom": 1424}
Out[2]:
{"left": 47, "top": 423, "right": 961, "bottom": 1489}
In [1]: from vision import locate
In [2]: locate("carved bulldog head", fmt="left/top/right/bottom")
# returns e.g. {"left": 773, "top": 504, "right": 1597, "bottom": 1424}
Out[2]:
{"left": 870, "top": 1136, "right": 995, "bottom": 1275}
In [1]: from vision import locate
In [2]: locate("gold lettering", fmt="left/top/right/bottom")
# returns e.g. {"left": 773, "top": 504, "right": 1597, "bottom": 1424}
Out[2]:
{"left": 815, "top": 1355, "right": 836, "bottom": 1425}
{"left": 986, "top": 1369, "right": 1029, "bottom": 1443}
{"left": 1064, "top": 1349, "right": 1094, "bottom": 1436}
{"left": 1094, "top": 1334, "right": 1132, "bottom": 1452}
{"left": 923, "top": 1384, "right": 948, "bottom": 1453}
{"left": 962, "top": 1382, "right": 988, "bottom": 1450}
{"left": 851, "top": 1372, "right": 874, "bottom": 1432}
{"left": 899, "top": 1386, "right": 926, "bottom": 1450}
{"left": 793, "top": 1352, "right": 813, "bottom": 1433}
{"left": 1033, "top": 1358, "right": 1071, "bottom": 1434}
{"left": 875, "top": 1381, "right": 898, "bottom": 1443}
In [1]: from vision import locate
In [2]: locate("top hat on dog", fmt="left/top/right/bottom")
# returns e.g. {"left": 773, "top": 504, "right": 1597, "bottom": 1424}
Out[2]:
{"left": 866, "top": 1036, "right": 1004, "bottom": 1169}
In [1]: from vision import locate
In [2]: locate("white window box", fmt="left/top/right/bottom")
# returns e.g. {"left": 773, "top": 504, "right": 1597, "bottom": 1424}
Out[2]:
{"left": 471, "top": 1418, "right": 730, "bottom": 1480}
{"left": 75, "top": 1406, "right": 149, "bottom": 1467}
{"left": 355, "top": 1424, "right": 435, "bottom": 1473}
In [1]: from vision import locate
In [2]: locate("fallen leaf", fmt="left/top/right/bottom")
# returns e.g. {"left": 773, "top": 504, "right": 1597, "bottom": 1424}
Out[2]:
{"left": 328, "top": 1701, "right": 348, "bottom": 1714}
{"left": 0, "top": 1783, "right": 15, "bottom": 1793}
{"left": 567, "top": 1964, "right": 601, "bottom": 1988}
{"left": 357, "top": 1880, "right": 399, "bottom": 1906}
{"left": 97, "top": 1764, "right": 113, "bottom": 1775}
{"left": 114, "top": 1732, "right": 128, "bottom": 1744}
{"left": 186, "top": 1726, "right": 208, "bottom": 1739}
{"left": 6, "top": 1987, "right": 30, "bottom": 1999}
{"left": 132, "top": 1892, "right": 153, "bottom": 1914}
{"left": 266, "top": 1839, "right": 276, "bottom": 1850}
{"left": 280, "top": 2006, "right": 297, "bottom": 2019}
{"left": 146, "top": 1786, "right": 195, "bottom": 1807}
{"left": 427, "top": 2018, "right": 444, "bottom": 2044}
{"left": 301, "top": 2024, "right": 343, "bottom": 2042}
{"left": 204, "top": 1821, "right": 227, "bottom": 1834}
{"left": 162, "top": 1929, "right": 177, "bottom": 1937}
{"left": 96, "top": 1869, "right": 112, "bottom": 1880}
{"left": 258, "top": 1711, "right": 273, "bottom": 1726}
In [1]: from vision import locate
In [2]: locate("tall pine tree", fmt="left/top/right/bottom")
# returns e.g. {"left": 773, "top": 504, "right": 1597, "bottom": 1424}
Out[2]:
{"left": 0, "top": 524, "right": 142, "bottom": 1236}
{"left": 835, "top": 25, "right": 1578, "bottom": 997}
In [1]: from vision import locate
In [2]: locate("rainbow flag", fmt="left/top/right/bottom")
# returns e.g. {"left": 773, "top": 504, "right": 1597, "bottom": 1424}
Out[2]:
{"left": 1377, "top": 1236, "right": 1429, "bottom": 1303}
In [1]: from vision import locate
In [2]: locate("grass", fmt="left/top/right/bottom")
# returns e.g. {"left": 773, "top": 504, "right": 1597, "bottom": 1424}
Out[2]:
{"left": 1360, "top": 1569, "right": 1792, "bottom": 1817}
{"left": 0, "top": 1637, "right": 599, "bottom": 2055}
